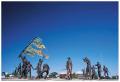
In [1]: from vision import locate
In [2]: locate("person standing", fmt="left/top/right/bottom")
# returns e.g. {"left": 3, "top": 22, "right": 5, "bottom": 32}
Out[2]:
{"left": 27, "top": 61, "right": 34, "bottom": 79}
{"left": 35, "top": 59, "right": 43, "bottom": 79}
{"left": 103, "top": 65, "right": 109, "bottom": 78}
{"left": 66, "top": 57, "right": 72, "bottom": 80}
{"left": 42, "top": 64, "right": 50, "bottom": 79}
{"left": 91, "top": 65, "right": 96, "bottom": 79}
{"left": 17, "top": 63, "right": 22, "bottom": 78}
{"left": 95, "top": 62, "right": 102, "bottom": 80}
{"left": 83, "top": 57, "right": 91, "bottom": 79}
{"left": 19, "top": 55, "right": 28, "bottom": 78}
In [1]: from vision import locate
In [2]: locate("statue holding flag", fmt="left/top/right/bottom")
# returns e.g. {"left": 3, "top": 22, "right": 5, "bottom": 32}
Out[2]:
{"left": 18, "top": 37, "right": 49, "bottom": 79}
{"left": 19, "top": 56, "right": 28, "bottom": 78}
{"left": 27, "top": 61, "right": 34, "bottom": 79}
{"left": 19, "top": 37, "right": 48, "bottom": 59}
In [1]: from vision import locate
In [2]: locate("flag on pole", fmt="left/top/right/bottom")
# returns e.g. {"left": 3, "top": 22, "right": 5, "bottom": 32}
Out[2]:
{"left": 37, "top": 44, "right": 45, "bottom": 49}
{"left": 44, "top": 55, "right": 49, "bottom": 59}
{"left": 23, "top": 45, "right": 37, "bottom": 56}
{"left": 32, "top": 37, "right": 46, "bottom": 49}
{"left": 36, "top": 50, "right": 49, "bottom": 59}
{"left": 36, "top": 50, "right": 43, "bottom": 56}
{"left": 21, "top": 37, "right": 48, "bottom": 59}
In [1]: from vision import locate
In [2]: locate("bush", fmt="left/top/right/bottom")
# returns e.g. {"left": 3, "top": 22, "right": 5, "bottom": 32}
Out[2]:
{"left": 49, "top": 72, "right": 58, "bottom": 78}
{"left": 112, "top": 76, "right": 119, "bottom": 79}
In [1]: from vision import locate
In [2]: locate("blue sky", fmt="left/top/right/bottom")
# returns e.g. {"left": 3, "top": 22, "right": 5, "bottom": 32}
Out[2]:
{"left": 2, "top": 2, "right": 118, "bottom": 76}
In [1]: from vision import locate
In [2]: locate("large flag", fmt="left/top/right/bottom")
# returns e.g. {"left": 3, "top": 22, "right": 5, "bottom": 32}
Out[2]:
{"left": 23, "top": 45, "right": 37, "bottom": 56}
{"left": 22, "top": 37, "right": 48, "bottom": 59}
{"left": 36, "top": 50, "right": 43, "bottom": 56}
{"left": 32, "top": 37, "right": 46, "bottom": 49}
{"left": 36, "top": 50, "right": 49, "bottom": 59}
{"left": 44, "top": 55, "right": 49, "bottom": 59}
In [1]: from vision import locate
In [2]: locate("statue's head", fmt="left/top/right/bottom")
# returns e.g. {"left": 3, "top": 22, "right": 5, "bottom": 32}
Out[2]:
{"left": 68, "top": 57, "right": 71, "bottom": 60}
{"left": 103, "top": 65, "right": 105, "bottom": 68}
{"left": 97, "top": 61, "right": 100, "bottom": 64}
{"left": 83, "top": 58, "right": 85, "bottom": 62}
{"left": 83, "top": 57, "right": 88, "bottom": 62}
{"left": 39, "top": 58, "right": 43, "bottom": 62}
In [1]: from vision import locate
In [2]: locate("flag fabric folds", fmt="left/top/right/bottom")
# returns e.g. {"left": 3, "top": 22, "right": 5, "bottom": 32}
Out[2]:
{"left": 32, "top": 37, "right": 46, "bottom": 49}
{"left": 22, "top": 37, "right": 48, "bottom": 59}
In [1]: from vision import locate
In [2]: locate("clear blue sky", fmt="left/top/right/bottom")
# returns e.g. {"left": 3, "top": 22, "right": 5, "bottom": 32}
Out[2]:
{"left": 2, "top": 2, "right": 118, "bottom": 76}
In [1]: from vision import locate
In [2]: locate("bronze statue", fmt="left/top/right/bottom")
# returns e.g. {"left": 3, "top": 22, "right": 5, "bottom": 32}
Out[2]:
{"left": 66, "top": 57, "right": 72, "bottom": 80}
{"left": 83, "top": 57, "right": 91, "bottom": 79}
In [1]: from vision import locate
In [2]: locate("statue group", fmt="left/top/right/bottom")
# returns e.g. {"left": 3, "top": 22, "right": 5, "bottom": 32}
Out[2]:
{"left": 15, "top": 55, "right": 109, "bottom": 80}
{"left": 14, "top": 56, "right": 109, "bottom": 80}
{"left": 12, "top": 37, "right": 109, "bottom": 80}
{"left": 66, "top": 57, "right": 109, "bottom": 80}
{"left": 82, "top": 57, "right": 109, "bottom": 80}
{"left": 14, "top": 54, "right": 50, "bottom": 79}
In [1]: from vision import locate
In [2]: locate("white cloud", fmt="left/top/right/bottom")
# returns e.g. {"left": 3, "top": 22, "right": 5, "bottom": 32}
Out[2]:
{"left": 75, "top": 71, "right": 82, "bottom": 74}
{"left": 59, "top": 70, "right": 66, "bottom": 74}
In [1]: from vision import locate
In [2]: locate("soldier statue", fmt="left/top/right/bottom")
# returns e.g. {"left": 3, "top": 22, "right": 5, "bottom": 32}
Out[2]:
{"left": 35, "top": 58, "right": 43, "bottom": 79}
{"left": 95, "top": 62, "right": 102, "bottom": 79}
{"left": 19, "top": 55, "right": 28, "bottom": 78}
{"left": 14, "top": 67, "right": 18, "bottom": 77}
{"left": 42, "top": 63, "right": 50, "bottom": 79}
{"left": 83, "top": 57, "right": 91, "bottom": 79}
{"left": 27, "top": 61, "right": 34, "bottom": 79}
{"left": 17, "top": 63, "right": 22, "bottom": 78}
{"left": 103, "top": 65, "right": 109, "bottom": 78}
{"left": 91, "top": 65, "right": 96, "bottom": 79}
{"left": 66, "top": 57, "right": 72, "bottom": 80}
